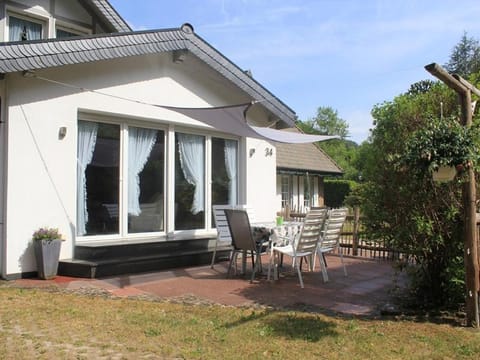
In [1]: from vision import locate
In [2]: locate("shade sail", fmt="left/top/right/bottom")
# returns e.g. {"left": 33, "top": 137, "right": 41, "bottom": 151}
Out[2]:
{"left": 160, "top": 103, "right": 338, "bottom": 144}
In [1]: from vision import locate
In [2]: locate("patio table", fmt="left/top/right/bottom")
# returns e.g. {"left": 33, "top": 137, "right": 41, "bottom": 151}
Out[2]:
{"left": 235, "top": 221, "right": 304, "bottom": 276}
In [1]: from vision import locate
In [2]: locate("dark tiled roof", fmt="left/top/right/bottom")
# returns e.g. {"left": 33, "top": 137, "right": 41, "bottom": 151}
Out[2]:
{"left": 276, "top": 128, "right": 343, "bottom": 175}
{"left": 82, "top": 0, "right": 131, "bottom": 32}
{"left": 0, "top": 25, "right": 296, "bottom": 125}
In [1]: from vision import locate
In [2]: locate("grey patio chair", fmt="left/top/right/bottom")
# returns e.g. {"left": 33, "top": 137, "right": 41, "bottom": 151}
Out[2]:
{"left": 210, "top": 205, "right": 235, "bottom": 268}
{"left": 317, "top": 207, "right": 348, "bottom": 282}
{"left": 224, "top": 209, "right": 261, "bottom": 283}
{"left": 268, "top": 208, "right": 328, "bottom": 288}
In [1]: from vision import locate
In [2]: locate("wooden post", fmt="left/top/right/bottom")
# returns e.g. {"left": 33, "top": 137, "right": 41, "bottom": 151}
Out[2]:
{"left": 425, "top": 63, "right": 480, "bottom": 328}
{"left": 352, "top": 206, "right": 360, "bottom": 256}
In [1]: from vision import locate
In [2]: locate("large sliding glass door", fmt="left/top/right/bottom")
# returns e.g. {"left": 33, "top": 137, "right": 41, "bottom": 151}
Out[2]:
{"left": 77, "top": 118, "right": 238, "bottom": 240}
{"left": 77, "top": 120, "right": 165, "bottom": 237}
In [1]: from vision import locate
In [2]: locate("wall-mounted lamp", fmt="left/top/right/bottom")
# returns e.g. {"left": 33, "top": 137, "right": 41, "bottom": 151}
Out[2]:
{"left": 249, "top": 148, "right": 256, "bottom": 157}
{"left": 58, "top": 126, "right": 67, "bottom": 140}
{"left": 172, "top": 50, "right": 187, "bottom": 64}
{"left": 265, "top": 147, "right": 273, "bottom": 156}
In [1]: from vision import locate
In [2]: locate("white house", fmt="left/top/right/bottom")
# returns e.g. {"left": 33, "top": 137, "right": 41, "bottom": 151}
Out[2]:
{"left": 0, "top": 0, "right": 336, "bottom": 279}
{"left": 276, "top": 128, "right": 343, "bottom": 213}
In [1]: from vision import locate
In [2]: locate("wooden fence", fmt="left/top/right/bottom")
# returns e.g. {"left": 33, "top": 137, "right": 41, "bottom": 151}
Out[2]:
{"left": 338, "top": 212, "right": 404, "bottom": 260}
{"left": 287, "top": 209, "right": 403, "bottom": 261}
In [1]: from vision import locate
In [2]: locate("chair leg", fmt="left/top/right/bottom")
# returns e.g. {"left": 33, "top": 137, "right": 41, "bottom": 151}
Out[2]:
{"left": 318, "top": 251, "right": 329, "bottom": 282}
{"left": 250, "top": 250, "right": 260, "bottom": 283}
{"left": 256, "top": 242, "right": 264, "bottom": 273}
{"left": 267, "top": 249, "right": 274, "bottom": 281}
{"left": 273, "top": 252, "right": 279, "bottom": 280}
{"left": 210, "top": 239, "right": 218, "bottom": 268}
{"left": 339, "top": 250, "right": 348, "bottom": 277}
{"left": 295, "top": 261, "right": 304, "bottom": 288}
{"left": 227, "top": 251, "right": 238, "bottom": 277}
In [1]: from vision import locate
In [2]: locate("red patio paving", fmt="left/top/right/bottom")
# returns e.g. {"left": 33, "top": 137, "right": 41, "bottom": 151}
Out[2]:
{"left": 7, "top": 254, "right": 402, "bottom": 317}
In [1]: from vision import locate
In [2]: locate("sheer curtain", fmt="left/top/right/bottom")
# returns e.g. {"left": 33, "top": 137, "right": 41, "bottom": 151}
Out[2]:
{"left": 177, "top": 133, "right": 205, "bottom": 214}
{"left": 224, "top": 140, "right": 237, "bottom": 205}
{"left": 128, "top": 127, "right": 157, "bottom": 216}
{"left": 77, "top": 121, "right": 98, "bottom": 236}
{"left": 9, "top": 16, "right": 42, "bottom": 41}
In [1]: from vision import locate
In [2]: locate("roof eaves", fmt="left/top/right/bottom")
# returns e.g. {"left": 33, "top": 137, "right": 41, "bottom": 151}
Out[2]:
{"left": 81, "top": 0, "right": 131, "bottom": 32}
{"left": 277, "top": 168, "right": 343, "bottom": 176}
{"left": 0, "top": 26, "right": 296, "bottom": 127}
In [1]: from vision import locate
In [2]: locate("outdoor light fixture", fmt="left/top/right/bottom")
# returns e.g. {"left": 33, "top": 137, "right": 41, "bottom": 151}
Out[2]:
{"left": 172, "top": 50, "right": 187, "bottom": 64}
{"left": 58, "top": 126, "right": 67, "bottom": 139}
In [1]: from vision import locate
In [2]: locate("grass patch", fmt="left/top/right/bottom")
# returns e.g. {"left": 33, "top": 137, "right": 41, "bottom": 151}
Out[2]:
{"left": 0, "top": 287, "right": 479, "bottom": 359}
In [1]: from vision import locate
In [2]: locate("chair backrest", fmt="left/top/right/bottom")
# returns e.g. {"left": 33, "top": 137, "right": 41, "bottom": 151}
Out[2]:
{"left": 224, "top": 209, "right": 256, "bottom": 251}
{"left": 236, "top": 205, "right": 256, "bottom": 223}
{"left": 320, "top": 207, "right": 348, "bottom": 250}
{"left": 295, "top": 208, "right": 328, "bottom": 253}
{"left": 212, "top": 205, "right": 235, "bottom": 243}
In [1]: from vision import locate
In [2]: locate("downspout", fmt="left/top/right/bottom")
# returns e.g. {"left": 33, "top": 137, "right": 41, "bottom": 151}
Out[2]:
{"left": 0, "top": 73, "right": 7, "bottom": 279}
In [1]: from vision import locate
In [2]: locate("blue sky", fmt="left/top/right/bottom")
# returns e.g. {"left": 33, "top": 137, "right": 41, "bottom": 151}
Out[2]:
{"left": 109, "top": 0, "right": 480, "bottom": 144}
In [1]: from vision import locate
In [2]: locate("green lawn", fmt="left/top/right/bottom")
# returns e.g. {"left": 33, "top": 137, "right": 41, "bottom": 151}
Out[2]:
{"left": 0, "top": 287, "right": 479, "bottom": 359}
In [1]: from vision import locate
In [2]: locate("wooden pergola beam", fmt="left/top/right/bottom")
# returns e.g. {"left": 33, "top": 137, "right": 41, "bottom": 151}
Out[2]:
{"left": 425, "top": 62, "right": 480, "bottom": 328}
{"left": 425, "top": 63, "right": 469, "bottom": 94}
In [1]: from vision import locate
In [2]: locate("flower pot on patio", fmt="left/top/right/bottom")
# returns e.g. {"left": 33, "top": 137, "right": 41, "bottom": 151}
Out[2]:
{"left": 34, "top": 239, "right": 62, "bottom": 280}
{"left": 32, "top": 227, "right": 63, "bottom": 280}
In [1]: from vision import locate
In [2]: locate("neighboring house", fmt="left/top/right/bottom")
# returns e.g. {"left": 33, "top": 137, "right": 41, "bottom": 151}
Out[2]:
{"left": 0, "top": 0, "right": 331, "bottom": 279}
{"left": 276, "top": 128, "right": 343, "bottom": 213}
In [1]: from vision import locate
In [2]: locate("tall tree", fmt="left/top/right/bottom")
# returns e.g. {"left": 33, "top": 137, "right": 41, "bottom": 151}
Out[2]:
{"left": 298, "top": 106, "right": 349, "bottom": 139}
{"left": 297, "top": 106, "right": 359, "bottom": 179}
{"left": 444, "top": 32, "right": 480, "bottom": 77}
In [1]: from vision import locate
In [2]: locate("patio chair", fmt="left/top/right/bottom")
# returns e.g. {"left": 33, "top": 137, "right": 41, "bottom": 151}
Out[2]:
{"left": 224, "top": 209, "right": 261, "bottom": 283}
{"left": 210, "top": 205, "right": 235, "bottom": 268}
{"left": 317, "top": 207, "right": 348, "bottom": 282}
{"left": 268, "top": 208, "right": 328, "bottom": 288}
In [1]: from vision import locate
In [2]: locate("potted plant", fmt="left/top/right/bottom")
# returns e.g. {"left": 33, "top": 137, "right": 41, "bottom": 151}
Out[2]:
{"left": 402, "top": 116, "right": 479, "bottom": 182}
{"left": 32, "top": 227, "right": 64, "bottom": 280}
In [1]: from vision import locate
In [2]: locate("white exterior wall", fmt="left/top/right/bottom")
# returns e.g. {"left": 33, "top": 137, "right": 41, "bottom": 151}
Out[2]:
{"left": 1, "top": 53, "right": 279, "bottom": 276}
{"left": 245, "top": 139, "right": 276, "bottom": 223}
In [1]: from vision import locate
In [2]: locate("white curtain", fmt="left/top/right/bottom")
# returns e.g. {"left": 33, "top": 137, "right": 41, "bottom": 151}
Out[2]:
{"left": 128, "top": 127, "right": 157, "bottom": 216}
{"left": 77, "top": 121, "right": 98, "bottom": 236}
{"left": 224, "top": 140, "right": 237, "bottom": 205}
{"left": 9, "top": 16, "right": 42, "bottom": 41}
{"left": 177, "top": 133, "right": 205, "bottom": 214}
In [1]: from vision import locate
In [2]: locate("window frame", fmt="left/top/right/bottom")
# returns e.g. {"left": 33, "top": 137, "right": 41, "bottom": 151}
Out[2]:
{"left": 281, "top": 175, "right": 291, "bottom": 209}
{"left": 76, "top": 115, "right": 240, "bottom": 243}
{"left": 55, "top": 21, "right": 91, "bottom": 38}
{"left": 6, "top": 11, "right": 46, "bottom": 42}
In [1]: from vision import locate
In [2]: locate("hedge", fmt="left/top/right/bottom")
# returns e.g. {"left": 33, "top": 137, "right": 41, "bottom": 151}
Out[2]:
{"left": 324, "top": 179, "right": 357, "bottom": 208}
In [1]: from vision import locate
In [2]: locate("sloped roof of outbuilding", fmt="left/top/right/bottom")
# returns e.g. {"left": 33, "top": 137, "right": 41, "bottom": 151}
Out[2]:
{"left": 0, "top": 24, "right": 296, "bottom": 126}
{"left": 276, "top": 128, "right": 343, "bottom": 175}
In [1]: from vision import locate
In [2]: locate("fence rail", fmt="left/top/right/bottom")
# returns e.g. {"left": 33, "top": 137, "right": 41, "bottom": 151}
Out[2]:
{"left": 339, "top": 214, "right": 404, "bottom": 260}
{"left": 285, "top": 209, "right": 402, "bottom": 260}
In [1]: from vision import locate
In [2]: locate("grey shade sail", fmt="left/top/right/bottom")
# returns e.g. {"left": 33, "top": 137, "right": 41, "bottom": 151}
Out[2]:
{"left": 160, "top": 103, "right": 338, "bottom": 144}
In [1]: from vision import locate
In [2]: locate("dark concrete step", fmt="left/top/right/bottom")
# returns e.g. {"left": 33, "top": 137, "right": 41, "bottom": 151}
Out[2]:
{"left": 58, "top": 238, "right": 231, "bottom": 278}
